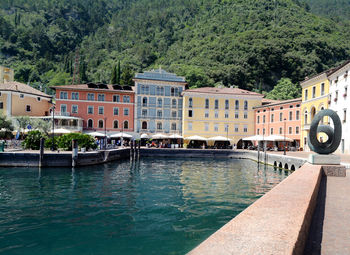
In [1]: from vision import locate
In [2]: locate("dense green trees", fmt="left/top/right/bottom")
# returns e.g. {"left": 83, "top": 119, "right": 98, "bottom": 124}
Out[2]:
{"left": 265, "top": 78, "right": 301, "bottom": 100}
{"left": 1, "top": 0, "right": 350, "bottom": 94}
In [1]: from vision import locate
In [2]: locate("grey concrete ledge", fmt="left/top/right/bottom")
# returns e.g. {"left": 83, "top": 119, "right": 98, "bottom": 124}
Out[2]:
{"left": 188, "top": 163, "right": 323, "bottom": 255}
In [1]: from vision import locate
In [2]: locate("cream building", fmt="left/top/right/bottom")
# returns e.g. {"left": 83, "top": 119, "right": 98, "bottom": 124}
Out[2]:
{"left": 182, "top": 87, "right": 263, "bottom": 147}
{"left": 0, "top": 66, "right": 14, "bottom": 83}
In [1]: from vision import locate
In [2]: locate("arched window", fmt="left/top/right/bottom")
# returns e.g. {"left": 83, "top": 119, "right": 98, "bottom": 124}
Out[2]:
{"left": 113, "top": 120, "right": 118, "bottom": 129}
{"left": 175, "top": 87, "right": 179, "bottom": 96}
{"left": 235, "top": 100, "right": 239, "bottom": 110}
{"left": 171, "top": 87, "right": 175, "bottom": 96}
{"left": 87, "top": 119, "right": 93, "bottom": 128}
{"left": 142, "top": 121, "right": 147, "bottom": 129}
{"left": 311, "top": 107, "right": 316, "bottom": 121}
{"left": 244, "top": 100, "right": 248, "bottom": 110}
{"left": 304, "top": 110, "right": 308, "bottom": 124}
{"left": 158, "top": 98, "right": 162, "bottom": 107}
{"left": 189, "top": 98, "right": 193, "bottom": 108}
{"left": 124, "top": 121, "right": 129, "bottom": 129}
{"left": 142, "top": 97, "right": 148, "bottom": 107}
{"left": 98, "top": 119, "right": 104, "bottom": 128}
{"left": 320, "top": 107, "right": 325, "bottom": 123}
{"left": 157, "top": 122, "right": 162, "bottom": 130}
{"left": 172, "top": 99, "right": 177, "bottom": 108}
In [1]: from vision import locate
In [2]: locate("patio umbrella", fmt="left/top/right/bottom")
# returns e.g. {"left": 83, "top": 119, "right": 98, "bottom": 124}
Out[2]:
{"left": 152, "top": 133, "right": 169, "bottom": 139}
{"left": 86, "top": 131, "right": 106, "bottom": 137}
{"left": 264, "top": 135, "right": 294, "bottom": 142}
{"left": 110, "top": 132, "right": 133, "bottom": 138}
{"left": 184, "top": 135, "right": 207, "bottom": 141}
{"left": 242, "top": 135, "right": 264, "bottom": 141}
{"left": 140, "top": 133, "right": 149, "bottom": 139}
{"left": 168, "top": 134, "right": 183, "bottom": 139}
{"left": 208, "top": 136, "right": 232, "bottom": 141}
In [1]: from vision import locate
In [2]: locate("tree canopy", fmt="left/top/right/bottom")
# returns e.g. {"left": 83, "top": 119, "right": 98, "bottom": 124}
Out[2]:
{"left": 265, "top": 78, "right": 301, "bottom": 100}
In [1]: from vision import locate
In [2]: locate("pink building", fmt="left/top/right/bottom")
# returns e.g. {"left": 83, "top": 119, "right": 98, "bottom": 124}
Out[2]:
{"left": 53, "top": 83, "right": 135, "bottom": 133}
{"left": 254, "top": 98, "right": 302, "bottom": 150}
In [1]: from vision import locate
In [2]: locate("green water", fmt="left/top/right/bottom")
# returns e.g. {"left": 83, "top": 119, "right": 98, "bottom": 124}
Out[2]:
{"left": 0, "top": 158, "right": 288, "bottom": 255}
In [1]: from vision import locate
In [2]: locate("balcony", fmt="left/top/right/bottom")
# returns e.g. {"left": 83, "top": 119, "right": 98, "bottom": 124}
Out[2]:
{"left": 303, "top": 124, "right": 310, "bottom": 131}
{"left": 54, "top": 111, "right": 70, "bottom": 116}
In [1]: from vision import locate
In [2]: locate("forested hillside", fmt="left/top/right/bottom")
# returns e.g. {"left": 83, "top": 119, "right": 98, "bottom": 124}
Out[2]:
{"left": 1, "top": 0, "right": 350, "bottom": 94}
{"left": 303, "top": 0, "right": 350, "bottom": 21}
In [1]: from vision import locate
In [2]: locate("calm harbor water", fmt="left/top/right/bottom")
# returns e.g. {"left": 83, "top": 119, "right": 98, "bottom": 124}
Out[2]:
{"left": 0, "top": 158, "right": 288, "bottom": 255}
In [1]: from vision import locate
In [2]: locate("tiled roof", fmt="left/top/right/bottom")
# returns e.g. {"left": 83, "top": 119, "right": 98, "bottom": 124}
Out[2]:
{"left": 254, "top": 97, "right": 302, "bottom": 109}
{"left": 51, "top": 83, "right": 135, "bottom": 93}
{"left": 183, "top": 87, "right": 263, "bottom": 96}
{"left": 302, "top": 60, "right": 350, "bottom": 83}
{"left": 134, "top": 68, "right": 186, "bottom": 83}
{"left": 0, "top": 81, "right": 51, "bottom": 98}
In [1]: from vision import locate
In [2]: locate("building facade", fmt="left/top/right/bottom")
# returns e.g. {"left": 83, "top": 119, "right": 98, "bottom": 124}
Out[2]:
{"left": 134, "top": 69, "right": 187, "bottom": 135}
{"left": 182, "top": 87, "right": 263, "bottom": 145}
{"left": 254, "top": 98, "right": 302, "bottom": 149}
{"left": 0, "top": 66, "right": 14, "bottom": 83}
{"left": 328, "top": 61, "right": 350, "bottom": 154}
{"left": 0, "top": 81, "right": 52, "bottom": 117}
{"left": 53, "top": 83, "right": 135, "bottom": 133}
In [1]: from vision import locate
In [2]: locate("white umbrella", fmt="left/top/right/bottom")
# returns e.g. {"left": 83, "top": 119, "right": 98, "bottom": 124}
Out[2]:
{"left": 264, "top": 135, "right": 294, "bottom": 142}
{"left": 140, "top": 133, "right": 149, "bottom": 139}
{"left": 110, "top": 132, "right": 133, "bottom": 138}
{"left": 168, "top": 134, "right": 183, "bottom": 139}
{"left": 87, "top": 131, "right": 106, "bottom": 137}
{"left": 52, "top": 128, "right": 71, "bottom": 134}
{"left": 208, "top": 136, "right": 232, "bottom": 141}
{"left": 184, "top": 135, "right": 208, "bottom": 141}
{"left": 152, "top": 133, "right": 169, "bottom": 139}
{"left": 242, "top": 135, "right": 264, "bottom": 141}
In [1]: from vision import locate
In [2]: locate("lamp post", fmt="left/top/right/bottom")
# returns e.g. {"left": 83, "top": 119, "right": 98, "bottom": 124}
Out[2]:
{"left": 104, "top": 117, "right": 107, "bottom": 149}
{"left": 51, "top": 104, "right": 56, "bottom": 151}
{"left": 284, "top": 118, "right": 286, "bottom": 155}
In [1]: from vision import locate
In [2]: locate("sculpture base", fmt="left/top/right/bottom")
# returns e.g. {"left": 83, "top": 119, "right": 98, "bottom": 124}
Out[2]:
{"left": 308, "top": 154, "right": 341, "bottom": 165}
{"left": 322, "top": 165, "right": 346, "bottom": 177}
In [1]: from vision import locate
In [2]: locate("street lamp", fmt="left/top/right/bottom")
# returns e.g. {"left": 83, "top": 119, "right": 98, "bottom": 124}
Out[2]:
{"left": 284, "top": 118, "right": 286, "bottom": 155}
{"left": 50, "top": 103, "right": 56, "bottom": 151}
{"left": 104, "top": 117, "right": 107, "bottom": 149}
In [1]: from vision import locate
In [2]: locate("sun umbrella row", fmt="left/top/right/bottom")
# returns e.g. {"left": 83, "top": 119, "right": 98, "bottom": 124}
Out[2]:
{"left": 242, "top": 135, "right": 294, "bottom": 142}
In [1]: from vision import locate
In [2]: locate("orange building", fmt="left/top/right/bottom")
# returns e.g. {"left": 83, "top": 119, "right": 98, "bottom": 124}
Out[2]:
{"left": 53, "top": 83, "right": 135, "bottom": 133}
{"left": 254, "top": 98, "right": 302, "bottom": 150}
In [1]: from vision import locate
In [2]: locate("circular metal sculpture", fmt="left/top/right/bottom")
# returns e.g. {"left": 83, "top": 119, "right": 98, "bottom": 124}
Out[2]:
{"left": 308, "top": 109, "right": 342, "bottom": 154}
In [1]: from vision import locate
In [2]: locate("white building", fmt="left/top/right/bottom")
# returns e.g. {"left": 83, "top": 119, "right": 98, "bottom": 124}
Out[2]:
{"left": 328, "top": 60, "right": 350, "bottom": 154}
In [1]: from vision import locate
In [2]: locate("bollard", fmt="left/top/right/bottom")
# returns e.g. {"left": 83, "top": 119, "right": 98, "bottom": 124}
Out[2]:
{"left": 39, "top": 138, "right": 45, "bottom": 167}
{"left": 72, "top": 139, "right": 78, "bottom": 167}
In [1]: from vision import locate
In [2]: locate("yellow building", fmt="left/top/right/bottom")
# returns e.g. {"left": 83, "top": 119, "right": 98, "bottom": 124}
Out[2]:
{"left": 300, "top": 72, "right": 331, "bottom": 151}
{"left": 0, "top": 81, "right": 52, "bottom": 117}
{"left": 0, "top": 66, "right": 14, "bottom": 83}
{"left": 182, "top": 87, "right": 263, "bottom": 147}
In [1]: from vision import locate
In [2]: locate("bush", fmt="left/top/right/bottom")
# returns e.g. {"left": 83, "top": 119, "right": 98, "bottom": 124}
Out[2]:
{"left": 56, "top": 133, "right": 97, "bottom": 151}
{"left": 44, "top": 137, "right": 59, "bottom": 150}
{"left": 23, "top": 130, "right": 47, "bottom": 150}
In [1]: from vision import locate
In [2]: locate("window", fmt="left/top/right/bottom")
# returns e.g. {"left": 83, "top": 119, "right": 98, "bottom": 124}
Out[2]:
{"left": 244, "top": 101, "right": 248, "bottom": 110}
{"left": 289, "top": 127, "right": 292, "bottom": 134}
{"left": 224, "top": 124, "right": 229, "bottom": 132}
{"left": 235, "top": 125, "right": 239, "bottom": 132}
{"left": 171, "top": 123, "right": 176, "bottom": 131}
{"left": 157, "top": 110, "right": 163, "bottom": 118}
{"left": 289, "top": 105, "right": 293, "bottom": 108}
{"left": 235, "top": 112, "right": 239, "bottom": 119}
{"left": 205, "top": 123, "right": 209, "bottom": 131}
{"left": 114, "top": 120, "right": 119, "bottom": 129}
{"left": 257, "top": 128, "right": 260, "bottom": 135}
{"left": 98, "top": 94, "right": 105, "bottom": 101}
{"left": 60, "top": 104, "right": 67, "bottom": 113}
{"left": 304, "top": 89, "right": 308, "bottom": 101}
{"left": 188, "top": 122, "right": 192, "bottom": 130}
{"left": 59, "top": 92, "right": 67, "bottom": 99}
{"left": 235, "top": 100, "right": 239, "bottom": 110}
{"left": 312, "top": 86, "right": 316, "bottom": 98}
{"left": 280, "top": 107, "right": 283, "bottom": 110}
{"left": 98, "top": 106, "right": 104, "bottom": 115}
{"left": 244, "top": 112, "right": 248, "bottom": 119}
{"left": 296, "top": 110, "right": 300, "bottom": 120}
{"left": 225, "top": 111, "right": 229, "bottom": 118}
{"left": 72, "top": 92, "right": 79, "bottom": 100}
{"left": 26, "top": 105, "right": 31, "bottom": 112}
{"left": 172, "top": 111, "right": 177, "bottom": 118}
{"left": 123, "top": 96, "right": 130, "bottom": 103}
{"left": 37, "top": 97, "right": 41, "bottom": 101}
{"left": 263, "top": 128, "right": 265, "bottom": 135}
{"left": 279, "top": 112, "right": 283, "bottom": 121}
{"left": 257, "top": 116, "right": 260, "bottom": 124}
{"left": 189, "top": 98, "right": 193, "bottom": 108}
{"left": 175, "top": 87, "right": 179, "bottom": 96}
{"left": 156, "top": 86, "right": 163, "bottom": 96}
{"left": 124, "top": 121, "right": 129, "bottom": 129}
{"left": 215, "top": 99, "right": 219, "bottom": 109}
{"left": 188, "top": 110, "right": 193, "bottom": 117}
{"left": 263, "top": 115, "right": 266, "bottom": 123}
{"left": 214, "top": 124, "right": 219, "bottom": 132}
{"left": 88, "top": 106, "right": 94, "bottom": 114}
{"left": 304, "top": 111, "right": 308, "bottom": 124}
{"left": 142, "top": 97, "right": 148, "bottom": 107}
{"left": 113, "top": 107, "right": 119, "bottom": 115}
{"left": 205, "top": 99, "right": 209, "bottom": 109}
{"left": 289, "top": 111, "right": 293, "bottom": 121}
{"left": 158, "top": 98, "right": 162, "bottom": 107}
{"left": 0, "top": 92, "right": 2, "bottom": 96}
{"left": 171, "top": 87, "right": 175, "bottom": 96}
{"left": 279, "top": 127, "right": 283, "bottom": 134}
{"left": 142, "top": 121, "right": 147, "bottom": 129}
{"left": 271, "top": 114, "right": 274, "bottom": 122}
{"left": 72, "top": 105, "right": 78, "bottom": 114}
{"left": 144, "top": 86, "right": 149, "bottom": 94}
{"left": 215, "top": 111, "right": 219, "bottom": 118}
{"left": 113, "top": 95, "right": 120, "bottom": 102}
{"left": 344, "top": 109, "right": 347, "bottom": 123}
{"left": 124, "top": 108, "right": 129, "bottom": 116}
{"left": 244, "top": 125, "right": 248, "bottom": 133}
{"left": 345, "top": 87, "right": 348, "bottom": 97}
{"left": 87, "top": 119, "right": 93, "bottom": 128}
{"left": 98, "top": 120, "right": 104, "bottom": 128}
{"left": 296, "top": 126, "right": 299, "bottom": 134}
{"left": 157, "top": 122, "right": 162, "bottom": 130}
{"left": 225, "top": 100, "right": 229, "bottom": 110}
{"left": 142, "top": 109, "right": 147, "bottom": 117}
{"left": 321, "top": 83, "right": 325, "bottom": 96}
{"left": 205, "top": 111, "right": 209, "bottom": 118}
{"left": 87, "top": 93, "right": 95, "bottom": 101}
{"left": 172, "top": 99, "right": 177, "bottom": 108}
{"left": 270, "top": 128, "right": 274, "bottom": 135}
{"left": 0, "top": 102, "right": 3, "bottom": 109}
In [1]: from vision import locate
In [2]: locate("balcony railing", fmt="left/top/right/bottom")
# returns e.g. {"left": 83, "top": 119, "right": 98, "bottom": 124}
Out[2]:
{"left": 54, "top": 111, "right": 70, "bottom": 116}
